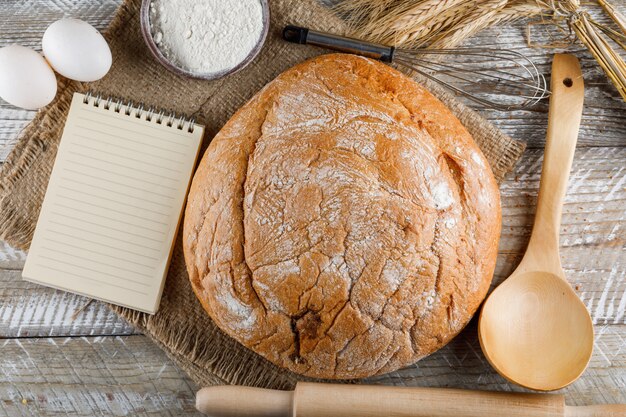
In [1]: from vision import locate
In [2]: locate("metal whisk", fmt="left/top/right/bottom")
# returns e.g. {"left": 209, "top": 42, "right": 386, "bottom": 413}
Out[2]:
{"left": 283, "top": 26, "right": 549, "bottom": 111}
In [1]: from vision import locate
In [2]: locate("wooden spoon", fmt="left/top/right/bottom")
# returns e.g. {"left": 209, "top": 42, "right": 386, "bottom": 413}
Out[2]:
{"left": 478, "top": 54, "right": 593, "bottom": 391}
{"left": 195, "top": 383, "right": 626, "bottom": 417}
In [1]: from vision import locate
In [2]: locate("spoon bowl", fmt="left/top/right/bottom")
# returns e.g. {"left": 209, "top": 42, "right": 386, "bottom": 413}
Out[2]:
{"left": 478, "top": 54, "right": 593, "bottom": 391}
{"left": 479, "top": 271, "right": 594, "bottom": 390}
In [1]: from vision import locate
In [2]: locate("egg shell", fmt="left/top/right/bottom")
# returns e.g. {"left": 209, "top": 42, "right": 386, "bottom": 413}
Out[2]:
{"left": 42, "top": 18, "right": 112, "bottom": 82}
{"left": 0, "top": 45, "right": 57, "bottom": 110}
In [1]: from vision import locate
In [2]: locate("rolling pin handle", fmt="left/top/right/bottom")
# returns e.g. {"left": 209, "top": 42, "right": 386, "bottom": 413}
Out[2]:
{"left": 565, "top": 405, "right": 626, "bottom": 417}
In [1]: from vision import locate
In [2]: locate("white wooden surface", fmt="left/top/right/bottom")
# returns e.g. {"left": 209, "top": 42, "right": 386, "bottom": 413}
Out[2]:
{"left": 0, "top": 0, "right": 625, "bottom": 416}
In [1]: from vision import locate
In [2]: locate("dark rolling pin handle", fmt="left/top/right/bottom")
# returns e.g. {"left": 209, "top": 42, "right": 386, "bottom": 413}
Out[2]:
{"left": 282, "top": 25, "right": 395, "bottom": 62}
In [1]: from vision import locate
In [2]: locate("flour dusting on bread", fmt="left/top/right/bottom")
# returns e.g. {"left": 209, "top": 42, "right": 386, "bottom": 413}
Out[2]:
{"left": 183, "top": 54, "right": 501, "bottom": 379}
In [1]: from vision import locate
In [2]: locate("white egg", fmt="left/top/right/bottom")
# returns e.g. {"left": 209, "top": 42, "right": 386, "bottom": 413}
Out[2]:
{"left": 42, "top": 18, "right": 112, "bottom": 82}
{"left": 0, "top": 45, "right": 57, "bottom": 110}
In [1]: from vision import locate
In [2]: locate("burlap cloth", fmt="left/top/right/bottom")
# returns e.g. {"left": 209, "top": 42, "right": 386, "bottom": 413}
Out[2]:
{"left": 0, "top": 0, "right": 525, "bottom": 388}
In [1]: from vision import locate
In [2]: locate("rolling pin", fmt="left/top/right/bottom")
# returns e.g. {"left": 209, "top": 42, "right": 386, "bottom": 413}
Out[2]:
{"left": 196, "top": 383, "right": 626, "bottom": 417}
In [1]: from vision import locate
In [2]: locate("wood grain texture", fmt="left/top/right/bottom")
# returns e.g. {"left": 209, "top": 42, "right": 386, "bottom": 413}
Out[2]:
{"left": 1, "top": 147, "right": 622, "bottom": 338}
{"left": 0, "top": 0, "right": 624, "bottom": 415}
{"left": 0, "top": 270, "right": 136, "bottom": 338}
{"left": 318, "top": 0, "right": 626, "bottom": 149}
{"left": 0, "top": 143, "right": 623, "bottom": 410}
{"left": 196, "top": 382, "right": 626, "bottom": 417}
{"left": 497, "top": 147, "right": 626, "bottom": 325}
{"left": 0, "top": 241, "right": 26, "bottom": 270}
{"left": 0, "top": 329, "right": 623, "bottom": 417}
{"left": 366, "top": 324, "right": 626, "bottom": 406}
{"left": 0, "top": 1, "right": 625, "bottom": 155}
{"left": 0, "top": 335, "right": 202, "bottom": 417}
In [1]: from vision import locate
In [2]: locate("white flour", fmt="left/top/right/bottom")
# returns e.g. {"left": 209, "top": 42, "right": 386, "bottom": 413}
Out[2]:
{"left": 149, "top": 0, "right": 264, "bottom": 74}
{"left": 431, "top": 182, "right": 454, "bottom": 210}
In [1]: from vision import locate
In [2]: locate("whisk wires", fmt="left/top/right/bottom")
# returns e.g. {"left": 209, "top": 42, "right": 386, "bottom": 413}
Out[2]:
{"left": 393, "top": 48, "right": 550, "bottom": 111}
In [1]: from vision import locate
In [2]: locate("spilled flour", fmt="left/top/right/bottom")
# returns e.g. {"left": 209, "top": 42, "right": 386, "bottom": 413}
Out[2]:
{"left": 149, "top": 0, "right": 264, "bottom": 74}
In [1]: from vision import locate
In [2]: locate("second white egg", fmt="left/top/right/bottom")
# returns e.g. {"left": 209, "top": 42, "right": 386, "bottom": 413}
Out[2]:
{"left": 0, "top": 45, "right": 57, "bottom": 110}
{"left": 42, "top": 18, "right": 112, "bottom": 82}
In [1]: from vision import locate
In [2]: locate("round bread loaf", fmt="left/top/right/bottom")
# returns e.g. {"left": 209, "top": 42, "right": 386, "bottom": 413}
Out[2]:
{"left": 183, "top": 53, "right": 501, "bottom": 379}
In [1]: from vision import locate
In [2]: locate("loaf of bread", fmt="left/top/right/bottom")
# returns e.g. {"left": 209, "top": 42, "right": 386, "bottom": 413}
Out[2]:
{"left": 183, "top": 54, "right": 501, "bottom": 379}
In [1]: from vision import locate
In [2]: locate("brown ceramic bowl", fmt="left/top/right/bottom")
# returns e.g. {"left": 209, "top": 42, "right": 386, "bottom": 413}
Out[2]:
{"left": 140, "top": 0, "right": 270, "bottom": 80}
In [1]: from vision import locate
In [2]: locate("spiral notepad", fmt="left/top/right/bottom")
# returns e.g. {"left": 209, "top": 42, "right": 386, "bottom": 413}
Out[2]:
{"left": 23, "top": 92, "right": 204, "bottom": 314}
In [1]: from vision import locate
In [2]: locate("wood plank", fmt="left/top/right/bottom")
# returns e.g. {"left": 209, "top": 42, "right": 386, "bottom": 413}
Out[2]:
{"left": 0, "top": 1, "right": 623, "bottom": 413}
{"left": 445, "top": 1, "right": 626, "bottom": 149}
{"left": 367, "top": 324, "right": 626, "bottom": 406}
{"left": 0, "top": 0, "right": 625, "bottom": 157}
{"left": 0, "top": 0, "right": 121, "bottom": 50}
{"left": 0, "top": 335, "right": 202, "bottom": 417}
{"left": 1, "top": 146, "right": 623, "bottom": 337}
{"left": 496, "top": 147, "right": 626, "bottom": 325}
{"left": 0, "top": 240, "right": 25, "bottom": 270}
{"left": 0, "top": 328, "right": 623, "bottom": 416}
{"left": 0, "top": 269, "right": 137, "bottom": 338}
{"left": 321, "top": 0, "right": 626, "bottom": 148}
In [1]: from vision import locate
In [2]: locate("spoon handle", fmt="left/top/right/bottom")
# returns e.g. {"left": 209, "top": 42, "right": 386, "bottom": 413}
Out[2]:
{"left": 522, "top": 54, "right": 584, "bottom": 275}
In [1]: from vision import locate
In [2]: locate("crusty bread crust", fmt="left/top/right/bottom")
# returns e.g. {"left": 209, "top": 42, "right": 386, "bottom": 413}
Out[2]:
{"left": 183, "top": 54, "right": 501, "bottom": 379}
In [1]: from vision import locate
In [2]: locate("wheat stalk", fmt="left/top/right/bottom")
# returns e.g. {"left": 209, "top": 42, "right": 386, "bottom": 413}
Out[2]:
{"left": 384, "top": 0, "right": 471, "bottom": 35}
{"left": 386, "top": 1, "right": 478, "bottom": 46}
{"left": 341, "top": 0, "right": 546, "bottom": 48}
{"left": 333, "top": 0, "right": 626, "bottom": 102}
{"left": 429, "top": 0, "right": 509, "bottom": 48}
{"left": 571, "top": 13, "right": 626, "bottom": 100}
{"left": 597, "top": 0, "right": 626, "bottom": 35}
{"left": 339, "top": 0, "right": 474, "bottom": 45}
{"left": 533, "top": 0, "right": 626, "bottom": 100}
{"left": 591, "top": 19, "right": 626, "bottom": 50}
{"left": 485, "top": 1, "right": 546, "bottom": 27}
{"left": 332, "top": 0, "right": 399, "bottom": 32}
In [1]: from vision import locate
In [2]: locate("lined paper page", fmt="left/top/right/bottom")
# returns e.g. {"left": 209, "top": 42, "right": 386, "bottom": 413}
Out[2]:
{"left": 23, "top": 93, "right": 204, "bottom": 314}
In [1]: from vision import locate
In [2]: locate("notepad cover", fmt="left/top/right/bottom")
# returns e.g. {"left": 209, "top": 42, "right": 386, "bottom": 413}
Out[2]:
{"left": 23, "top": 93, "right": 204, "bottom": 314}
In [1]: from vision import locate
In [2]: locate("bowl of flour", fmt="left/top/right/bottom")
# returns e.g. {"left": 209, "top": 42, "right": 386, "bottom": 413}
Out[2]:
{"left": 140, "top": 0, "right": 269, "bottom": 80}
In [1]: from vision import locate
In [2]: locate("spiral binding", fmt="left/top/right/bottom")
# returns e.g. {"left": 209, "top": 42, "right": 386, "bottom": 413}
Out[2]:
{"left": 83, "top": 91, "right": 196, "bottom": 133}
